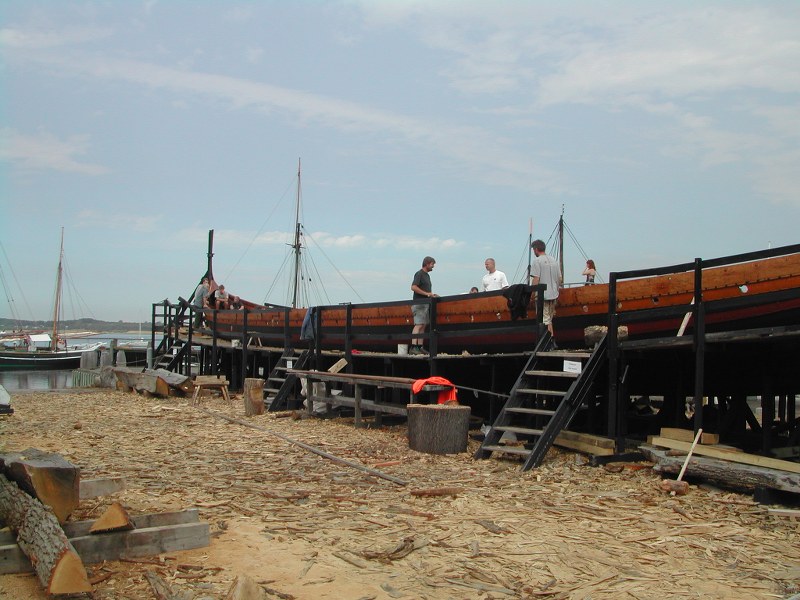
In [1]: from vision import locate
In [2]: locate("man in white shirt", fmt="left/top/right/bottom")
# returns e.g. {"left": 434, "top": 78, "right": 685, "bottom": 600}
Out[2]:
{"left": 482, "top": 258, "right": 509, "bottom": 291}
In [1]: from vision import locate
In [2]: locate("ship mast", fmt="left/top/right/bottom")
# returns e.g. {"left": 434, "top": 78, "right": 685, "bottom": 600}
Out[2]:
{"left": 290, "top": 158, "right": 303, "bottom": 309}
{"left": 558, "top": 206, "right": 565, "bottom": 284}
{"left": 51, "top": 228, "right": 64, "bottom": 351}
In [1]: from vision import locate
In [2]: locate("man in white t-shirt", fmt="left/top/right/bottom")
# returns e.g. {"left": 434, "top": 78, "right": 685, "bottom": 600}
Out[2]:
{"left": 482, "top": 258, "right": 509, "bottom": 291}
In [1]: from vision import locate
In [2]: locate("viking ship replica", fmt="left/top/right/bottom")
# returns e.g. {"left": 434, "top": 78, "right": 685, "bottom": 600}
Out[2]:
{"left": 194, "top": 232, "right": 800, "bottom": 354}
{"left": 151, "top": 165, "right": 799, "bottom": 473}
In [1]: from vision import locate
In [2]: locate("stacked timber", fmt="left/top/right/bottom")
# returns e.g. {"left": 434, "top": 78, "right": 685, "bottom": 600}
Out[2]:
{"left": 0, "top": 450, "right": 90, "bottom": 595}
{"left": 642, "top": 427, "right": 800, "bottom": 494}
{"left": 0, "top": 449, "right": 211, "bottom": 595}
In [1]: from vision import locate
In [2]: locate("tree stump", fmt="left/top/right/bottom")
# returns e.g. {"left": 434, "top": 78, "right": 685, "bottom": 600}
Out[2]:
{"left": 0, "top": 474, "right": 91, "bottom": 594}
{"left": 0, "top": 448, "right": 80, "bottom": 523}
{"left": 407, "top": 404, "right": 471, "bottom": 455}
{"left": 243, "top": 378, "right": 265, "bottom": 417}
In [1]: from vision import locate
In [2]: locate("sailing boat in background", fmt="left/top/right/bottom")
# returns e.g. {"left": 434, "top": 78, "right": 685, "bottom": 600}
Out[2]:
{"left": 0, "top": 229, "right": 102, "bottom": 370}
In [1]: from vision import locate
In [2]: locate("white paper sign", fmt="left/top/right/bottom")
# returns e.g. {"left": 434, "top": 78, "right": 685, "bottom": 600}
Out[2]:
{"left": 563, "top": 360, "right": 582, "bottom": 374}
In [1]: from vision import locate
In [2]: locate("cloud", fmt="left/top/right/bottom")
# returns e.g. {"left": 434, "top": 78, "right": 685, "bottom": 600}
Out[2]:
{"left": 75, "top": 209, "right": 158, "bottom": 232}
{"left": 175, "top": 227, "right": 463, "bottom": 253}
{"left": 0, "top": 27, "right": 111, "bottom": 49}
{"left": 7, "top": 36, "right": 562, "bottom": 195}
{"left": 244, "top": 46, "right": 264, "bottom": 64}
{"left": 0, "top": 128, "right": 109, "bottom": 175}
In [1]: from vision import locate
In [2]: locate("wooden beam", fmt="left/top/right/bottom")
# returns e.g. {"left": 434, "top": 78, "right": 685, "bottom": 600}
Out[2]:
{"left": 555, "top": 430, "right": 616, "bottom": 450}
{"left": 0, "top": 509, "right": 206, "bottom": 575}
{"left": 648, "top": 437, "right": 800, "bottom": 474}
{"left": 659, "top": 427, "right": 720, "bottom": 445}
{"left": 553, "top": 435, "right": 615, "bottom": 456}
{"left": 79, "top": 477, "right": 126, "bottom": 500}
{"left": 0, "top": 522, "right": 209, "bottom": 574}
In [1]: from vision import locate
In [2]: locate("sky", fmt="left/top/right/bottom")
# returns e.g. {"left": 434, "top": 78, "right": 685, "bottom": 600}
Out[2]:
{"left": 1, "top": 1, "right": 799, "bottom": 323}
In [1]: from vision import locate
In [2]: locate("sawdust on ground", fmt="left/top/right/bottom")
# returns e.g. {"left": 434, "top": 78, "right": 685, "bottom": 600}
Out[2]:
{"left": 0, "top": 389, "right": 798, "bottom": 600}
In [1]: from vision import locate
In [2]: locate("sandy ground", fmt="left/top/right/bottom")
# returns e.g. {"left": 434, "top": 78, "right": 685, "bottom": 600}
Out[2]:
{"left": 0, "top": 389, "right": 798, "bottom": 600}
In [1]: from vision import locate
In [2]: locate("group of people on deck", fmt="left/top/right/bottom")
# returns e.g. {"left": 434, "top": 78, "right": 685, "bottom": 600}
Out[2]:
{"left": 189, "top": 278, "right": 242, "bottom": 328}
{"left": 409, "top": 241, "right": 598, "bottom": 354}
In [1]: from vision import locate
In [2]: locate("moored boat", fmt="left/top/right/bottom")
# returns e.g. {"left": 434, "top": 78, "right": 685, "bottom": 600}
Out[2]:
{"left": 0, "top": 229, "right": 103, "bottom": 371}
{"left": 0, "top": 338, "right": 103, "bottom": 370}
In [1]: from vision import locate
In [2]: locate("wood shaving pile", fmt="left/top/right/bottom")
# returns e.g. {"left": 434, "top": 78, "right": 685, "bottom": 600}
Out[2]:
{"left": 1, "top": 389, "right": 798, "bottom": 600}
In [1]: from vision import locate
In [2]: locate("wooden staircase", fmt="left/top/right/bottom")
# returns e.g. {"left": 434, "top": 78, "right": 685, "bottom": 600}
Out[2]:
{"left": 475, "top": 332, "right": 608, "bottom": 470}
{"left": 151, "top": 299, "right": 190, "bottom": 373}
{"left": 266, "top": 349, "right": 310, "bottom": 411}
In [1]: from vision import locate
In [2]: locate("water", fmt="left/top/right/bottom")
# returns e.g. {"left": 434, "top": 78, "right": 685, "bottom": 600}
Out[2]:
{"left": 0, "top": 332, "right": 153, "bottom": 391}
{"left": 0, "top": 369, "right": 74, "bottom": 391}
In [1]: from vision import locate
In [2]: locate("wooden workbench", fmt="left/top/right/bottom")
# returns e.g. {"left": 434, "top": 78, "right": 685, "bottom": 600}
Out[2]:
{"left": 288, "top": 369, "right": 452, "bottom": 426}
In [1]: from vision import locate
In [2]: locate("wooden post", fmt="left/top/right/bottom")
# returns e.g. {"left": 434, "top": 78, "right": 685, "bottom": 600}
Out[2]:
{"left": 354, "top": 384, "right": 362, "bottom": 427}
{"left": 243, "top": 378, "right": 265, "bottom": 417}
{"left": 407, "top": 404, "right": 471, "bottom": 454}
{"left": 0, "top": 474, "right": 91, "bottom": 594}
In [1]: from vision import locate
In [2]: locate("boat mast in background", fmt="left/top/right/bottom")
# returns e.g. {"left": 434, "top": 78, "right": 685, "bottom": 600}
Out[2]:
{"left": 50, "top": 228, "right": 65, "bottom": 351}
{"left": 558, "top": 206, "right": 565, "bottom": 284}
{"left": 291, "top": 158, "right": 303, "bottom": 309}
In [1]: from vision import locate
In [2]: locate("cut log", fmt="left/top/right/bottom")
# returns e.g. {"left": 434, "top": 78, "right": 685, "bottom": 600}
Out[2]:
{"left": 0, "top": 474, "right": 91, "bottom": 594}
{"left": 649, "top": 436, "right": 800, "bottom": 474}
{"left": 243, "top": 378, "right": 265, "bottom": 417}
{"left": 640, "top": 444, "right": 800, "bottom": 494}
{"left": 407, "top": 404, "right": 471, "bottom": 455}
{"left": 0, "top": 448, "right": 80, "bottom": 523}
{"left": 90, "top": 501, "right": 134, "bottom": 533}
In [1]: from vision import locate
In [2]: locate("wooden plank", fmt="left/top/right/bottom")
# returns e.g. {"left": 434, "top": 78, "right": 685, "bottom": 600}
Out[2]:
{"left": 649, "top": 436, "right": 800, "bottom": 474}
{"left": 315, "top": 395, "right": 409, "bottom": 416}
{"left": 195, "top": 375, "right": 229, "bottom": 385}
{"left": 767, "top": 508, "right": 800, "bottom": 518}
{"left": 79, "top": 477, "right": 126, "bottom": 500}
{"left": 660, "top": 427, "right": 720, "bottom": 445}
{"left": 0, "top": 521, "right": 209, "bottom": 574}
{"left": 555, "top": 430, "right": 616, "bottom": 450}
{"left": 553, "top": 436, "right": 615, "bottom": 456}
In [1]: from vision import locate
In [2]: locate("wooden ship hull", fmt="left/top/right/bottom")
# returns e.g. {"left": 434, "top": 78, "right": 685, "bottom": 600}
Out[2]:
{"left": 204, "top": 248, "right": 800, "bottom": 353}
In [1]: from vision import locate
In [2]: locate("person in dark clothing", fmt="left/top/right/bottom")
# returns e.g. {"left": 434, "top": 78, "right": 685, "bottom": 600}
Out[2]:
{"left": 409, "top": 256, "right": 437, "bottom": 355}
